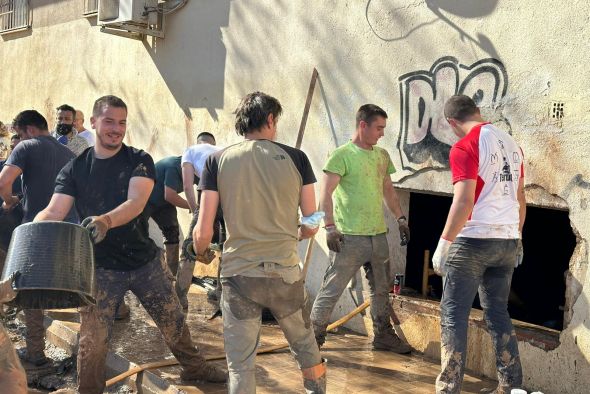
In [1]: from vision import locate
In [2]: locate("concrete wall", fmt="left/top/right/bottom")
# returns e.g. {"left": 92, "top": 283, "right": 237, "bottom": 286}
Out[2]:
{"left": 1, "top": 1, "right": 589, "bottom": 392}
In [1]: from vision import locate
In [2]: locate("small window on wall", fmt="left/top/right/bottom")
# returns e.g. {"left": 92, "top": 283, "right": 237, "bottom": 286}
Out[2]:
{"left": 0, "top": 0, "right": 30, "bottom": 34}
{"left": 83, "top": 0, "right": 98, "bottom": 16}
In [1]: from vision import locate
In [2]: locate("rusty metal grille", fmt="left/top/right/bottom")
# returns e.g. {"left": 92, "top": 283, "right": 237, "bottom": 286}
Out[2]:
{"left": 0, "top": 0, "right": 29, "bottom": 33}
{"left": 83, "top": 0, "right": 98, "bottom": 15}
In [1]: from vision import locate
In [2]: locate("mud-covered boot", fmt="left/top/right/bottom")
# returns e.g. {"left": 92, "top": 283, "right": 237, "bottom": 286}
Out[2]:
{"left": 372, "top": 330, "right": 412, "bottom": 354}
{"left": 175, "top": 258, "right": 196, "bottom": 311}
{"left": 302, "top": 359, "right": 327, "bottom": 394}
{"left": 165, "top": 243, "right": 180, "bottom": 276}
{"left": 180, "top": 363, "right": 228, "bottom": 383}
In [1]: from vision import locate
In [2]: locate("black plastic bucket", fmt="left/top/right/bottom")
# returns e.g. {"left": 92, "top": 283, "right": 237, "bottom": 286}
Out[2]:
{"left": 0, "top": 221, "right": 95, "bottom": 309}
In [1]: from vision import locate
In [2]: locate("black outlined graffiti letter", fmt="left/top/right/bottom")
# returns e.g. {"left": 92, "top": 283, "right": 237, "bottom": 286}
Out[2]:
{"left": 397, "top": 57, "right": 508, "bottom": 172}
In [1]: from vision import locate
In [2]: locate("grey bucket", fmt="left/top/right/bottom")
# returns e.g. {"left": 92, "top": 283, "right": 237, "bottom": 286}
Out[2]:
{"left": 0, "top": 221, "right": 95, "bottom": 309}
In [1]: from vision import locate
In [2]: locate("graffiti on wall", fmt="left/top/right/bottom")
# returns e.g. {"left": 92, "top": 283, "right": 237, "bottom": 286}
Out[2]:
{"left": 397, "top": 56, "right": 508, "bottom": 172}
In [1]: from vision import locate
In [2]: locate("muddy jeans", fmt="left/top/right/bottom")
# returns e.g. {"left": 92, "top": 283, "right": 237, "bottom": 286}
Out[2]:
{"left": 310, "top": 233, "right": 393, "bottom": 338}
{"left": 436, "top": 238, "right": 522, "bottom": 394}
{"left": 77, "top": 252, "right": 206, "bottom": 394}
{"left": 221, "top": 264, "right": 321, "bottom": 393}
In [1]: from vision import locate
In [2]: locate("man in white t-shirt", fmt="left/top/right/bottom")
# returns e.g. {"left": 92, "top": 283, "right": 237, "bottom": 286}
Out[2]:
{"left": 181, "top": 132, "right": 222, "bottom": 212}
{"left": 176, "top": 132, "right": 223, "bottom": 310}
{"left": 432, "top": 95, "right": 526, "bottom": 394}
{"left": 74, "top": 110, "right": 95, "bottom": 146}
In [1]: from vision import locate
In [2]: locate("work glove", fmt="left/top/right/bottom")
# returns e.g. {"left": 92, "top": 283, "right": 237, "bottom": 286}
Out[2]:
{"left": 182, "top": 237, "right": 197, "bottom": 262}
{"left": 1, "top": 195, "right": 20, "bottom": 211}
{"left": 432, "top": 238, "right": 452, "bottom": 276}
{"left": 0, "top": 271, "right": 19, "bottom": 304}
{"left": 515, "top": 239, "right": 524, "bottom": 268}
{"left": 397, "top": 216, "right": 410, "bottom": 246}
{"left": 81, "top": 215, "right": 112, "bottom": 244}
{"left": 300, "top": 211, "right": 325, "bottom": 229}
{"left": 325, "top": 226, "right": 344, "bottom": 253}
{"left": 197, "top": 248, "right": 216, "bottom": 265}
{"left": 183, "top": 237, "right": 216, "bottom": 265}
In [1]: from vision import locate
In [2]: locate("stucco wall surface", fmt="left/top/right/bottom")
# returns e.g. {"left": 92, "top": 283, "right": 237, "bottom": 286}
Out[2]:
{"left": 1, "top": 1, "right": 589, "bottom": 392}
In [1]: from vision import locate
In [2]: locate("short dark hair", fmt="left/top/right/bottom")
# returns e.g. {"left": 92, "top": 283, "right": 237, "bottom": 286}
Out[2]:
{"left": 56, "top": 104, "right": 76, "bottom": 118}
{"left": 234, "top": 92, "right": 283, "bottom": 136}
{"left": 444, "top": 95, "right": 478, "bottom": 121}
{"left": 356, "top": 104, "right": 388, "bottom": 127}
{"left": 12, "top": 110, "right": 48, "bottom": 131}
{"left": 196, "top": 132, "right": 216, "bottom": 144}
{"left": 92, "top": 95, "right": 127, "bottom": 117}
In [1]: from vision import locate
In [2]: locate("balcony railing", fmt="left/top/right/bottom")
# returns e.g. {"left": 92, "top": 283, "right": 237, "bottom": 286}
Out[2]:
{"left": 0, "top": 0, "right": 30, "bottom": 34}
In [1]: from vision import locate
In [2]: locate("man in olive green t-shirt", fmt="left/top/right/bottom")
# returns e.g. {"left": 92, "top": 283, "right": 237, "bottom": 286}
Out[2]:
{"left": 310, "top": 104, "right": 412, "bottom": 354}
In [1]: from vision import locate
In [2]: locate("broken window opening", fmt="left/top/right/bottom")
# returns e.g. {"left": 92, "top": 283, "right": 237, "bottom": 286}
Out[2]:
{"left": 405, "top": 192, "right": 576, "bottom": 331}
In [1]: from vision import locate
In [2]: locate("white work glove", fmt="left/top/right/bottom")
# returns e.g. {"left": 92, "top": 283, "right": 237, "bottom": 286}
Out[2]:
{"left": 300, "top": 211, "right": 325, "bottom": 229}
{"left": 432, "top": 238, "right": 453, "bottom": 276}
{"left": 515, "top": 239, "right": 523, "bottom": 268}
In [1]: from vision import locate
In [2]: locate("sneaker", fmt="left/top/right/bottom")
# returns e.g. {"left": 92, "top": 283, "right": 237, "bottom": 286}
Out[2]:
{"left": 372, "top": 333, "right": 412, "bottom": 354}
{"left": 180, "top": 363, "right": 228, "bottom": 383}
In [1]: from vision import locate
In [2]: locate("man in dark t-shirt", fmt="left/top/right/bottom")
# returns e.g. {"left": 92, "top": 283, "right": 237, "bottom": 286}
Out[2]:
{"left": 0, "top": 134, "right": 22, "bottom": 204}
{"left": 193, "top": 92, "right": 326, "bottom": 393}
{"left": 0, "top": 110, "right": 75, "bottom": 366}
{"left": 35, "top": 95, "right": 226, "bottom": 394}
{"left": 143, "top": 156, "right": 196, "bottom": 276}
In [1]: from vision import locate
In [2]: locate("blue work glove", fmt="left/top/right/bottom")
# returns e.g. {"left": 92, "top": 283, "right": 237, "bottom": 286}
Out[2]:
{"left": 300, "top": 211, "right": 325, "bottom": 229}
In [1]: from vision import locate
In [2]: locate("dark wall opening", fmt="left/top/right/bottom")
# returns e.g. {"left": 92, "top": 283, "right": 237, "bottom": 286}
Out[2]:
{"left": 406, "top": 192, "right": 576, "bottom": 331}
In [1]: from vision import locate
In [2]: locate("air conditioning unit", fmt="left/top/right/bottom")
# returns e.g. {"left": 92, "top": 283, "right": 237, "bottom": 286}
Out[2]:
{"left": 98, "top": 0, "right": 157, "bottom": 25}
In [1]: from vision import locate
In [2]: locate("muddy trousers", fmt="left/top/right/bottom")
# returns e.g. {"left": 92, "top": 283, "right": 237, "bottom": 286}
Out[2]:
{"left": 24, "top": 309, "right": 45, "bottom": 358}
{"left": 0, "top": 324, "right": 27, "bottom": 393}
{"left": 77, "top": 253, "right": 206, "bottom": 394}
{"left": 221, "top": 273, "right": 324, "bottom": 394}
{"left": 436, "top": 238, "right": 523, "bottom": 394}
{"left": 310, "top": 234, "right": 393, "bottom": 338}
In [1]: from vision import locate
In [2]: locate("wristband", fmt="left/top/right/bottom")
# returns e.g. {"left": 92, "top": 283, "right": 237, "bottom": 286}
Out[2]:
{"left": 397, "top": 216, "right": 407, "bottom": 223}
{"left": 324, "top": 223, "right": 336, "bottom": 229}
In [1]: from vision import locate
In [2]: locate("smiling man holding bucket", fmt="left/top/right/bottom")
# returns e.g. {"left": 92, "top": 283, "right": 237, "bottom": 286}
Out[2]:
{"left": 35, "top": 95, "right": 226, "bottom": 393}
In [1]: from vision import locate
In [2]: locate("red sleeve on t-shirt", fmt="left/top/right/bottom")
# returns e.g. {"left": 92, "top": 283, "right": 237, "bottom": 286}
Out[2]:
{"left": 449, "top": 127, "right": 481, "bottom": 184}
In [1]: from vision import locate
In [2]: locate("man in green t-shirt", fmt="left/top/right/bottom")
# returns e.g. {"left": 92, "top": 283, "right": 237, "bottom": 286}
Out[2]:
{"left": 310, "top": 104, "right": 412, "bottom": 354}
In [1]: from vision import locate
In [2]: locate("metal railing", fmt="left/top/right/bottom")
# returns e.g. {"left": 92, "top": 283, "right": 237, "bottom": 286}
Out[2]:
{"left": 0, "top": 0, "right": 29, "bottom": 33}
{"left": 83, "top": 0, "right": 98, "bottom": 15}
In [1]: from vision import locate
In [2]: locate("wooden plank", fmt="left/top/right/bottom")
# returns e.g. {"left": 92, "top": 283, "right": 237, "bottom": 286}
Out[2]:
{"left": 295, "top": 68, "right": 319, "bottom": 149}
